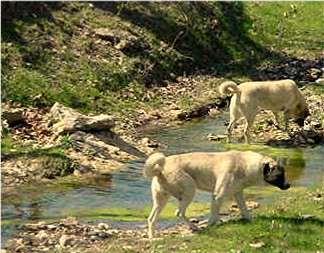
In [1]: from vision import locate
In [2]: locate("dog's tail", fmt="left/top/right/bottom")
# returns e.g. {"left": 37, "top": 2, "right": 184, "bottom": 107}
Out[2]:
{"left": 143, "top": 152, "right": 166, "bottom": 178}
{"left": 219, "top": 81, "right": 239, "bottom": 97}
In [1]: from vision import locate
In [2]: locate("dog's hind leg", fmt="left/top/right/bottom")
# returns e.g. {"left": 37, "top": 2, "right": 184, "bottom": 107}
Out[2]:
{"left": 226, "top": 119, "right": 237, "bottom": 143}
{"left": 243, "top": 112, "right": 257, "bottom": 144}
{"left": 148, "top": 190, "right": 170, "bottom": 239}
{"left": 243, "top": 121, "right": 252, "bottom": 144}
{"left": 175, "top": 202, "right": 198, "bottom": 231}
{"left": 227, "top": 97, "right": 241, "bottom": 143}
{"left": 234, "top": 191, "right": 253, "bottom": 221}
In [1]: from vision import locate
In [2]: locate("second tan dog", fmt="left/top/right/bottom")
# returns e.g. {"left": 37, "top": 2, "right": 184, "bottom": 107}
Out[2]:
{"left": 144, "top": 150, "right": 290, "bottom": 239}
{"left": 219, "top": 79, "right": 309, "bottom": 144}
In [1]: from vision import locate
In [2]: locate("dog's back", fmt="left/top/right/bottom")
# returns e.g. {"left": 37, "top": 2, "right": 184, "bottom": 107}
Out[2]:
{"left": 149, "top": 151, "right": 264, "bottom": 193}
{"left": 242, "top": 80, "right": 297, "bottom": 110}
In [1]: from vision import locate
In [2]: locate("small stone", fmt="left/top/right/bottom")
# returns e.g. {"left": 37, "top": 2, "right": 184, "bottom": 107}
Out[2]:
{"left": 47, "top": 224, "right": 58, "bottom": 230}
{"left": 15, "top": 246, "right": 26, "bottom": 252}
{"left": 20, "top": 236, "right": 32, "bottom": 246}
{"left": 107, "top": 229, "right": 119, "bottom": 234}
{"left": 207, "top": 133, "right": 227, "bottom": 141}
{"left": 86, "top": 231, "right": 99, "bottom": 237}
{"left": 15, "top": 238, "right": 24, "bottom": 245}
{"left": 249, "top": 242, "right": 265, "bottom": 248}
{"left": 60, "top": 217, "right": 78, "bottom": 226}
{"left": 59, "top": 235, "right": 74, "bottom": 247}
{"left": 122, "top": 245, "right": 133, "bottom": 251}
{"left": 98, "top": 232, "right": 110, "bottom": 238}
{"left": 209, "top": 108, "right": 220, "bottom": 116}
{"left": 189, "top": 218, "right": 200, "bottom": 223}
{"left": 315, "top": 78, "right": 324, "bottom": 84}
{"left": 141, "top": 138, "right": 158, "bottom": 148}
{"left": 298, "top": 214, "right": 315, "bottom": 220}
{"left": 35, "top": 230, "right": 48, "bottom": 240}
{"left": 98, "top": 222, "right": 109, "bottom": 230}
{"left": 306, "top": 138, "right": 315, "bottom": 144}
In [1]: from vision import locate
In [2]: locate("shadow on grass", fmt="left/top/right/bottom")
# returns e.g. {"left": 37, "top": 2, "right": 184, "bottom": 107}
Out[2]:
{"left": 258, "top": 214, "right": 324, "bottom": 227}
{"left": 94, "top": 2, "right": 283, "bottom": 81}
{"left": 1, "top": 147, "right": 68, "bottom": 161}
{"left": 198, "top": 214, "right": 324, "bottom": 236}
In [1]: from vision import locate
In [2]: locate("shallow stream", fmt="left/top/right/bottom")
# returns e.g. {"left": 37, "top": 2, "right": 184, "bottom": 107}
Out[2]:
{"left": 2, "top": 115, "right": 324, "bottom": 244}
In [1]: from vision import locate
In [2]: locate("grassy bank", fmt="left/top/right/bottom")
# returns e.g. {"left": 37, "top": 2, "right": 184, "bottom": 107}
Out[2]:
{"left": 108, "top": 188, "right": 324, "bottom": 253}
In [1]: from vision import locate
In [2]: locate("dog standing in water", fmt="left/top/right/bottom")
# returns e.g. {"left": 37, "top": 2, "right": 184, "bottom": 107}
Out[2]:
{"left": 218, "top": 79, "right": 309, "bottom": 144}
{"left": 144, "top": 150, "right": 290, "bottom": 239}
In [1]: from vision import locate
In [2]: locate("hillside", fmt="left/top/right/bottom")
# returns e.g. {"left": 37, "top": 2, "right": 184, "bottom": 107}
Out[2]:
{"left": 2, "top": 2, "right": 323, "bottom": 114}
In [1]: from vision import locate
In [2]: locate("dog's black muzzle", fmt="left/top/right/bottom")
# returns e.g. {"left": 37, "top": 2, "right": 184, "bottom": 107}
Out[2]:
{"left": 263, "top": 163, "right": 290, "bottom": 191}
{"left": 295, "top": 118, "right": 305, "bottom": 127}
{"left": 279, "top": 183, "right": 290, "bottom": 190}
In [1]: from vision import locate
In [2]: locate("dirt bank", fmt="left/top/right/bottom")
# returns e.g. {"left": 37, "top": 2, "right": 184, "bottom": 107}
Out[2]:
{"left": 2, "top": 201, "right": 260, "bottom": 253}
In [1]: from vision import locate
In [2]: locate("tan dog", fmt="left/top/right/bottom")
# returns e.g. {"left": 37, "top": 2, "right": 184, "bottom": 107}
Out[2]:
{"left": 144, "top": 150, "right": 290, "bottom": 239}
{"left": 219, "top": 79, "right": 309, "bottom": 144}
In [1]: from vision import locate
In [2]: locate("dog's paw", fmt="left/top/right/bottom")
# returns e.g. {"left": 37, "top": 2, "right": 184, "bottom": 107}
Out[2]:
{"left": 241, "top": 217, "right": 253, "bottom": 222}
{"left": 184, "top": 222, "right": 199, "bottom": 232}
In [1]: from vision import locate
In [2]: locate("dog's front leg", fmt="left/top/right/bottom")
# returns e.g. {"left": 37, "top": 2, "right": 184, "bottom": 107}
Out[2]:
{"left": 234, "top": 191, "right": 253, "bottom": 221}
{"left": 283, "top": 111, "right": 290, "bottom": 132}
{"left": 209, "top": 183, "right": 228, "bottom": 225}
{"left": 209, "top": 194, "right": 224, "bottom": 225}
{"left": 272, "top": 111, "right": 281, "bottom": 129}
{"left": 209, "top": 174, "right": 234, "bottom": 225}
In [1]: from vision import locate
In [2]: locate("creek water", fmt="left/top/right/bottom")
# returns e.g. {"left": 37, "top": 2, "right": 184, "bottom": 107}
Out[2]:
{"left": 1, "top": 114, "right": 324, "bottom": 244}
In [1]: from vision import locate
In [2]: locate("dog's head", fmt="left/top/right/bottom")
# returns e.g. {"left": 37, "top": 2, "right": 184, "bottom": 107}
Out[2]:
{"left": 294, "top": 106, "right": 310, "bottom": 127}
{"left": 262, "top": 160, "right": 290, "bottom": 190}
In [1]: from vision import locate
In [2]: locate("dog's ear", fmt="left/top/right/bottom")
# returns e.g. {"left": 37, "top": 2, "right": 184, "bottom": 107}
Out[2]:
{"left": 262, "top": 162, "right": 271, "bottom": 176}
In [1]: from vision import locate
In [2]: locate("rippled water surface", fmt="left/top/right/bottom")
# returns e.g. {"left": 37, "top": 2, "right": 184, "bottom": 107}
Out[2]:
{"left": 2, "top": 115, "right": 324, "bottom": 243}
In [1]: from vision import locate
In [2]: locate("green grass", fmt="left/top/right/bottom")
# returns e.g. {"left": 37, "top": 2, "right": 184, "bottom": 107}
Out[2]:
{"left": 58, "top": 200, "right": 211, "bottom": 222}
{"left": 245, "top": 2, "right": 324, "bottom": 59}
{"left": 2, "top": 2, "right": 323, "bottom": 114}
{"left": 108, "top": 188, "right": 324, "bottom": 253}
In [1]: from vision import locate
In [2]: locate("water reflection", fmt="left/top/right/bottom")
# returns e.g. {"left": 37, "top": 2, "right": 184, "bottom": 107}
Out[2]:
{"left": 1, "top": 173, "right": 113, "bottom": 222}
{"left": 277, "top": 149, "right": 306, "bottom": 182}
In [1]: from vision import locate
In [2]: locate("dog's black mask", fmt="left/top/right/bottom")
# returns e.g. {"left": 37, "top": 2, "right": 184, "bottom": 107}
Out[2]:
{"left": 263, "top": 163, "right": 290, "bottom": 190}
{"left": 295, "top": 108, "right": 310, "bottom": 127}
{"left": 295, "top": 117, "right": 305, "bottom": 127}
